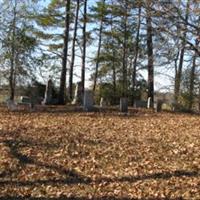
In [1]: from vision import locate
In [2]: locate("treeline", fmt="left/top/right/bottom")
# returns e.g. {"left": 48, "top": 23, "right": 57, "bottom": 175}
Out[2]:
{"left": 0, "top": 0, "right": 199, "bottom": 110}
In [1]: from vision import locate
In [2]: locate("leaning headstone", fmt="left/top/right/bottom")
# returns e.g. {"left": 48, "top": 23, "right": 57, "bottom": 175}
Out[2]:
{"left": 120, "top": 97, "right": 128, "bottom": 113}
{"left": 43, "top": 79, "right": 53, "bottom": 105}
{"left": 84, "top": 90, "right": 94, "bottom": 111}
{"left": 72, "top": 82, "right": 82, "bottom": 105}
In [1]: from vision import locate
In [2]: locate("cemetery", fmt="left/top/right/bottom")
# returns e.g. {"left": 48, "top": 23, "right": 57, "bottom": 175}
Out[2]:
{"left": 0, "top": 0, "right": 200, "bottom": 199}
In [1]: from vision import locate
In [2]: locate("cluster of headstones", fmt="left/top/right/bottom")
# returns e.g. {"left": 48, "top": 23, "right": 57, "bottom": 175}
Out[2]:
{"left": 43, "top": 80, "right": 165, "bottom": 113}
{"left": 11, "top": 79, "right": 163, "bottom": 113}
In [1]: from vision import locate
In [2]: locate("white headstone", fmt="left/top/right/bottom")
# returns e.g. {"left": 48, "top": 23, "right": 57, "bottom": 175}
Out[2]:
{"left": 100, "top": 97, "right": 106, "bottom": 108}
{"left": 43, "top": 79, "right": 53, "bottom": 105}
{"left": 147, "top": 97, "right": 151, "bottom": 109}
{"left": 72, "top": 82, "right": 82, "bottom": 105}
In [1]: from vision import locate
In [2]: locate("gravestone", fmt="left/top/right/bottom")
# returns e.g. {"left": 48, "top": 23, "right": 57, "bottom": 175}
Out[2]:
{"left": 154, "top": 100, "right": 163, "bottom": 112}
{"left": 120, "top": 97, "right": 128, "bottom": 113}
{"left": 43, "top": 79, "right": 53, "bottom": 105}
{"left": 30, "top": 86, "right": 39, "bottom": 108}
{"left": 72, "top": 82, "right": 82, "bottom": 105}
{"left": 147, "top": 97, "right": 151, "bottom": 109}
{"left": 6, "top": 99, "right": 31, "bottom": 111}
{"left": 19, "top": 96, "right": 33, "bottom": 109}
{"left": 100, "top": 97, "right": 106, "bottom": 108}
{"left": 135, "top": 100, "right": 147, "bottom": 108}
{"left": 20, "top": 96, "right": 31, "bottom": 104}
{"left": 6, "top": 100, "right": 17, "bottom": 111}
{"left": 84, "top": 90, "right": 94, "bottom": 111}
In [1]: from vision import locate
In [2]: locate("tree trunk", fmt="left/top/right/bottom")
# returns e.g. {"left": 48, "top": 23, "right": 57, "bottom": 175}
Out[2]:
{"left": 93, "top": 0, "right": 106, "bottom": 92}
{"left": 146, "top": 2, "right": 154, "bottom": 108}
{"left": 69, "top": 0, "right": 80, "bottom": 100}
{"left": 174, "top": 46, "right": 185, "bottom": 104}
{"left": 9, "top": 0, "right": 17, "bottom": 101}
{"left": 132, "top": 6, "right": 141, "bottom": 106}
{"left": 81, "top": 0, "right": 87, "bottom": 104}
{"left": 110, "top": 7, "right": 116, "bottom": 104}
{"left": 198, "top": 83, "right": 200, "bottom": 112}
{"left": 188, "top": 38, "right": 199, "bottom": 111}
{"left": 112, "top": 54, "right": 116, "bottom": 104}
{"left": 122, "top": 3, "right": 128, "bottom": 98}
{"left": 58, "top": 0, "right": 71, "bottom": 105}
{"left": 174, "top": 0, "right": 190, "bottom": 105}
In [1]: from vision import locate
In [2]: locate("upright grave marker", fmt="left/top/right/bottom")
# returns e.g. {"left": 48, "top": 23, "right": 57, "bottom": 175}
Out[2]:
{"left": 72, "top": 82, "right": 82, "bottom": 105}
{"left": 84, "top": 90, "right": 94, "bottom": 111}
{"left": 43, "top": 79, "right": 53, "bottom": 105}
{"left": 120, "top": 97, "right": 128, "bottom": 113}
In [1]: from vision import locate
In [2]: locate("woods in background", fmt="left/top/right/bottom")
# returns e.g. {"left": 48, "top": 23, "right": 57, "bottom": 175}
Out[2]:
{"left": 0, "top": 0, "right": 199, "bottom": 111}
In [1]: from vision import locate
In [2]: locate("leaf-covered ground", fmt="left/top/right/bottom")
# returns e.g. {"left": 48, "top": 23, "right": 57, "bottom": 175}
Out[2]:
{"left": 0, "top": 106, "right": 200, "bottom": 200}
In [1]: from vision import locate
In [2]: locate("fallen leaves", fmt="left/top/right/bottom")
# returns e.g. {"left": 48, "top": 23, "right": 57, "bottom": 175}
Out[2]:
{"left": 0, "top": 106, "right": 200, "bottom": 199}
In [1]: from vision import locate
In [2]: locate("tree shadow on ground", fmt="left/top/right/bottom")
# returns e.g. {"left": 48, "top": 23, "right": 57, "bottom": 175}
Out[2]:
{"left": 0, "top": 137, "right": 199, "bottom": 187}
{"left": 0, "top": 135, "right": 199, "bottom": 200}
{"left": 1, "top": 139, "right": 91, "bottom": 184}
{"left": 0, "top": 169, "right": 199, "bottom": 187}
